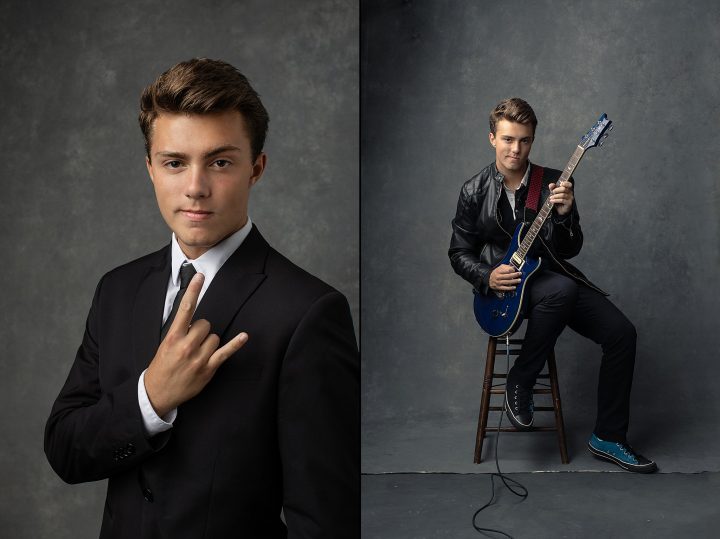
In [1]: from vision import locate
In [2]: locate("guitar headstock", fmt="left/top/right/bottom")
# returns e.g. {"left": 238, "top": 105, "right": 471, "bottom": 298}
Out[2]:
{"left": 579, "top": 113, "right": 613, "bottom": 150}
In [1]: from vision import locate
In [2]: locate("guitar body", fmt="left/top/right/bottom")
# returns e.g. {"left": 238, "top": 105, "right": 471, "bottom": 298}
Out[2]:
{"left": 473, "top": 222, "right": 543, "bottom": 337}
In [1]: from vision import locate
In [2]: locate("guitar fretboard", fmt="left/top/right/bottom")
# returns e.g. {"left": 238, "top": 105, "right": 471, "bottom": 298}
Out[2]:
{"left": 514, "top": 145, "right": 585, "bottom": 260}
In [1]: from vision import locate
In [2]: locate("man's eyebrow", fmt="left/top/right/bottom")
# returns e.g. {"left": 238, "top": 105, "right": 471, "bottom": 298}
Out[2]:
{"left": 203, "top": 145, "right": 243, "bottom": 159}
{"left": 153, "top": 145, "right": 244, "bottom": 160}
{"left": 155, "top": 151, "right": 188, "bottom": 159}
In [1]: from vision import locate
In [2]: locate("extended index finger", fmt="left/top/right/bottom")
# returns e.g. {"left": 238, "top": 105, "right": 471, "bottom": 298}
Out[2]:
{"left": 498, "top": 264, "right": 518, "bottom": 274}
{"left": 170, "top": 273, "right": 205, "bottom": 335}
{"left": 207, "top": 332, "right": 249, "bottom": 370}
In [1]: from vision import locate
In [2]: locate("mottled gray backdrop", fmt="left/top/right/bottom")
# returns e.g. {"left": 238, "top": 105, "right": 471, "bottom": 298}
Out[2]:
{"left": 0, "top": 1, "right": 357, "bottom": 537}
{"left": 362, "top": 0, "right": 720, "bottom": 474}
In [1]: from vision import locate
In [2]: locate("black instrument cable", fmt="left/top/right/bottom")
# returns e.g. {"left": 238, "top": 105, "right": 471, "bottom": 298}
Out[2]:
{"left": 472, "top": 335, "right": 529, "bottom": 538}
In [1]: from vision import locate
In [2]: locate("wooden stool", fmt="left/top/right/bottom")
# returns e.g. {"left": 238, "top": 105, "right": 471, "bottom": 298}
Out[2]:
{"left": 474, "top": 336, "right": 569, "bottom": 464}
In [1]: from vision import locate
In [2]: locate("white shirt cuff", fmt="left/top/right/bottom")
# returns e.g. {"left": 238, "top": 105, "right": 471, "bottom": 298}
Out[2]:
{"left": 138, "top": 370, "right": 177, "bottom": 436}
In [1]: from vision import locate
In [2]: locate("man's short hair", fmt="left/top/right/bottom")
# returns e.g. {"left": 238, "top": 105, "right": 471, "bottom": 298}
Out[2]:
{"left": 139, "top": 58, "right": 269, "bottom": 161}
{"left": 489, "top": 98, "right": 537, "bottom": 135}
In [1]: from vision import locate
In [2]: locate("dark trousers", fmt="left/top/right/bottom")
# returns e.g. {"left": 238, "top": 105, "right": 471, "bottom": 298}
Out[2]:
{"left": 509, "top": 269, "right": 636, "bottom": 443}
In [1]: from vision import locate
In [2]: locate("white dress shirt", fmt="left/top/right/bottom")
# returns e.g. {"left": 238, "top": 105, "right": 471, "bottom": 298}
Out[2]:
{"left": 502, "top": 161, "right": 531, "bottom": 212}
{"left": 137, "top": 218, "right": 253, "bottom": 436}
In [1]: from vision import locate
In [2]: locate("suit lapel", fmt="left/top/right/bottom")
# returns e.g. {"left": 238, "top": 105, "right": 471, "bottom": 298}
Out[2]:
{"left": 132, "top": 247, "right": 171, "bottom": 373}
{"left": 193, "top": 225, "right": 268, "bottom": 340}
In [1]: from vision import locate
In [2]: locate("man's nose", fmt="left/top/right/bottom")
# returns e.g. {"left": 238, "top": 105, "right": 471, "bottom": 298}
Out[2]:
{"left": 185, "top": 166, "right": 210, "bottom": 198}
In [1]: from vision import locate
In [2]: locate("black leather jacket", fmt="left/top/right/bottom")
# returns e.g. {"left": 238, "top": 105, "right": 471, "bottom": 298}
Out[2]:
{"left": 448, "top": 161, "right": 605, "bottom": 296}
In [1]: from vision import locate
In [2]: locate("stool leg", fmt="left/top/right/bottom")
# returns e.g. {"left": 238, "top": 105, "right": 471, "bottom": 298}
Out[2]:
{"left": 474, "top": 337, "right": 497, "bottom": 464}
{"left": 548, "top": 352, "right": 569, "bottom": 464}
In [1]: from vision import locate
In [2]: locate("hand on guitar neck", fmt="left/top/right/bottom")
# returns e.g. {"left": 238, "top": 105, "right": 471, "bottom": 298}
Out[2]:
{"left": 548, "top": 181, "right": 574, "bottom": 216}
{"left": 489, "top": 264, "right": 522, "bottom": 292}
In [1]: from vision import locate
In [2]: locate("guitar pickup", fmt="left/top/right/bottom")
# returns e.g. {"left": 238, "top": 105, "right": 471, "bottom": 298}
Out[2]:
{"left": 510, "top": 253, "right": 524, "bottom": 269}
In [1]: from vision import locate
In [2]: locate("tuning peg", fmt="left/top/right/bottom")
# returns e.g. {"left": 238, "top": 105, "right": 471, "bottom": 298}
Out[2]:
{"left": 607, "top": 125, "right": 614, "bottom": 132}
{"left": 598, "top": 139, "right": 605, "bottom": 146}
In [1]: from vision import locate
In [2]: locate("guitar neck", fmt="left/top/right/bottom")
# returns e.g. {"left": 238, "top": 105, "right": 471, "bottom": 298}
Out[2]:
{"left": 515, "top": 145, "right": 586, "bottom": 260}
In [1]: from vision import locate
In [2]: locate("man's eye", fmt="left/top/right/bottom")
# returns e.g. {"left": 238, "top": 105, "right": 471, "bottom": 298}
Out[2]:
{"left": 165, "top": 160, "right": 182, "bottom": 169}
{"left": 213, "top": 159, "right": 231, "bottom": 168}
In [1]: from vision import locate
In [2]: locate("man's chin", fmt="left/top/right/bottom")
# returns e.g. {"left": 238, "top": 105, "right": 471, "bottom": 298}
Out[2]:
{"left": 505, "top": 159, "right": 525, "bottom": 170}
{"left": 175, "top": 234, "right": 219, "bottom": 258}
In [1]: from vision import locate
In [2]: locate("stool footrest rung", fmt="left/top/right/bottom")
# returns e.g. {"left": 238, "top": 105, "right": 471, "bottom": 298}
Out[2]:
{"left": 489, "top": 388, "right": 552, "bottom": 395}
{"left": 490, "top": 373, "right": 550, "bottom": 379}
{"left": 488, "top": 406, "right": 555, "bottom": 412}
{"left": 485, "top": 426, "right": 558, "bottom": 432}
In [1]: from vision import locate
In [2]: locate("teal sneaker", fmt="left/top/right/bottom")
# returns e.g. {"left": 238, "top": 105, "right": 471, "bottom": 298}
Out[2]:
{"left": 588, "top": 434, "right": 657, "bottom": 473}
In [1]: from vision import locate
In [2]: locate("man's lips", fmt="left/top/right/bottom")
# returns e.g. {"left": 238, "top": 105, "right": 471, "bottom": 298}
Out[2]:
{"left": 178, "top": 209, "right": 214, "bottom": 221}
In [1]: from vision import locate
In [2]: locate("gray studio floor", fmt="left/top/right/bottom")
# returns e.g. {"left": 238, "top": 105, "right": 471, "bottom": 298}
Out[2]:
{"left": 363, "top": 409, "right": 720, "bottom": 474}
{"left": 362, "top": 472, "right": 719, "bottom": 538}
{"left": 362, "top": 414, "right": 720, "bottom": 537}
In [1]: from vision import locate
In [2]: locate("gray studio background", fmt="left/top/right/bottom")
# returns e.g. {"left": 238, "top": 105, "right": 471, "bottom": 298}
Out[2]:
{"left": 0, "top": 1, "right": 357, "bottom": 537}
{"left": 362, "top": 0, "right": 720, "bottom": 474}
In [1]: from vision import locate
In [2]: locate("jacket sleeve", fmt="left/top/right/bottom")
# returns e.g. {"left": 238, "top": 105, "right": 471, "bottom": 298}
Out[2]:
{"left": 278, "top": 290, "right": 359, "bottom": 539}
{"left": 448, "top": 184, "right": 493, "bottom": 294}
{"left": 547, "top": 177, "right": 583, "bottom": 259}
{"left": 44, "top": 276, "right": 170, "bottom": 484}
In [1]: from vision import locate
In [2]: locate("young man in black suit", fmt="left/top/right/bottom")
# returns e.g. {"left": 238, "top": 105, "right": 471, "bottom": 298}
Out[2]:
{"left": 448, "top": 98, "right": 656, "bottom": 473}
{"left": 45, "top": 58, "right": 359, "bottom": 538}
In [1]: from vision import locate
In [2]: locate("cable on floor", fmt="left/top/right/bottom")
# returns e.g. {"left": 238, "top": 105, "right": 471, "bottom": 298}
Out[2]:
{"left": 472, "top": 335, "right": 529, "bottom": 538}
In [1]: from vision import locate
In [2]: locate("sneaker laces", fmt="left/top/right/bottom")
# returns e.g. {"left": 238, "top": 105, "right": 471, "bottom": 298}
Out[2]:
{"left": 512, "top": 384, "right": 533, "bottom": 413}
{"left": 614, "top": 442, "right": 638, "bottom": 463}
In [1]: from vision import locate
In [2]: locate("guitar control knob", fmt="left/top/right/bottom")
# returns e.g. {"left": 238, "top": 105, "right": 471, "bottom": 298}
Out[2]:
{"left": 491, "top": 310, "right": 500, "bottom": 318}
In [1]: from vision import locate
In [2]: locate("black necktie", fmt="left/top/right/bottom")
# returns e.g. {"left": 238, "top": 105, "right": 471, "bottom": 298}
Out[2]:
{"left": 160, "top": 263, "right": 197, "bottom": 340}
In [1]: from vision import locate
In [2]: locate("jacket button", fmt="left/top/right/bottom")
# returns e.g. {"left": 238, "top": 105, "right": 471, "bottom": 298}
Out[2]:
{"left": 142, "top": 487, "right": 154, "bottom": 502}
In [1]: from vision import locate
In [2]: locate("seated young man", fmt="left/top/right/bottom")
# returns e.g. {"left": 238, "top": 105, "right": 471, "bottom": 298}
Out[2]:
{"left": 448, "top": 97, "right": 656, "bottom": 473}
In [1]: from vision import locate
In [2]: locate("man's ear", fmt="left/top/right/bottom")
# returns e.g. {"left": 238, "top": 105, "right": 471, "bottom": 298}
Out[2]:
{"left": 249, "top": 153, "right": 267, "bottom": 187}
{"left": 488, "top": 132, "right": 496, "bottom": 148}
{"left": 146, "top": 156, "right": 155, "bottom": 183}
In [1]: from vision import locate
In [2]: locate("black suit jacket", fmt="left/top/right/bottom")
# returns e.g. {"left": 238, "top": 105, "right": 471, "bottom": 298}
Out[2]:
{"left": 44, "top": 225, "right": 359, "bottom": 538}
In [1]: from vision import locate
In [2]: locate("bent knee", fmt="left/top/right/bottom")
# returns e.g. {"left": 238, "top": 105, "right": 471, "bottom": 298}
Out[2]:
{"left": 608, "top": 316, "right": 637, "bottom": 346}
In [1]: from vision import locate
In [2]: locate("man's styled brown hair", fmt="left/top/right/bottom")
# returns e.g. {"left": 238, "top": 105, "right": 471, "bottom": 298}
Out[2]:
{"left": 489, "top": 98, "right": 537, "bottom": 135}
{"left": 139, "top": 58, "right": 269, "bottom": 161}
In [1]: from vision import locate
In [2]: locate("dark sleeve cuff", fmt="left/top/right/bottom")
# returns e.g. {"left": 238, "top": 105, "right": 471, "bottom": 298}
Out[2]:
{"left": 551, "top": 210, "right": 573, "bottom": 230}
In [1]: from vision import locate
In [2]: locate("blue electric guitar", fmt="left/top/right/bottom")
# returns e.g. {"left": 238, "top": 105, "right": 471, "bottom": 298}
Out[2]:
{"left": 473, "top": 113, "right": 613, "bottom": 337}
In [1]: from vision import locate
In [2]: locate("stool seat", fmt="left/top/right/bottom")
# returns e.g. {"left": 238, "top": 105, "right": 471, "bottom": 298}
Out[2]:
{"left": 474, "top": 336, "right": 569, "bottom": 464}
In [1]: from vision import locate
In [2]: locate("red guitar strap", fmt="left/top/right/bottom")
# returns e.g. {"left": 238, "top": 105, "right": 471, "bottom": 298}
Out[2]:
{"left": 525, "top": 165, "right": 544, "bottom": 212}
